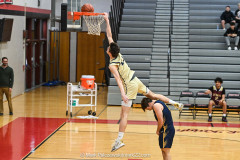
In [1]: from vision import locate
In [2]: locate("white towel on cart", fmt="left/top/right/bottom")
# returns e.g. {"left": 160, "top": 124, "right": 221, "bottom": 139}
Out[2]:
{"left": 76, "top": 115, "right": 98, "bottom": 119}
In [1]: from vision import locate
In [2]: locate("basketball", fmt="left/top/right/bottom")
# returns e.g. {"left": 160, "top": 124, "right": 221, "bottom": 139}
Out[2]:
{"left": 81, "top": 3, "right": 94, "bottom": 12}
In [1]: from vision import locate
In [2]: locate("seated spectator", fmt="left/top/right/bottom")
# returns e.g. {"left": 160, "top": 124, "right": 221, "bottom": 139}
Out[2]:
{"left": 224, "top": 22, "right": 239, "bottom": 50}
{"left": 235, "top": 3, "right": 240, "bottom": 29}
{"left": 220, "top": 6, "right": 235, "bottom": 30}
{"left": 204, "top": 77, "right": 227, "bottom": 122}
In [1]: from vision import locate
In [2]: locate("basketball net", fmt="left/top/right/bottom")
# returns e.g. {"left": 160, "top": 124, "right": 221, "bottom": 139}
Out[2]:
{"left": 83, "top": 15, "right": 104, "bottom": 35}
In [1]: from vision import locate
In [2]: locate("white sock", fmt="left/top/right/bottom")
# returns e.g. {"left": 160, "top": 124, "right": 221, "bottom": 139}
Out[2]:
{"left": 117, "top": 132, "right": 124, "bottom": 140}
{"left": 169, "top": 100, "right": 177, "bottom": 105}
{"left": 223, "top": 114, "right": 226, "bottom": 117}
{"left": 209, "top": 113, "right": 212, "bottom": 117}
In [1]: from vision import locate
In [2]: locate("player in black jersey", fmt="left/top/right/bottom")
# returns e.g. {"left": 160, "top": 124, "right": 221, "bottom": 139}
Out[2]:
{"left": 141, "top": 98, "right": 175, "bottom": 160}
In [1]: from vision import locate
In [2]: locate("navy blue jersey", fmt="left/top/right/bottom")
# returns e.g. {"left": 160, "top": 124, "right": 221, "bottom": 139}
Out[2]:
{"left": 153, "top": 100, "right": 175, "bottom": 148}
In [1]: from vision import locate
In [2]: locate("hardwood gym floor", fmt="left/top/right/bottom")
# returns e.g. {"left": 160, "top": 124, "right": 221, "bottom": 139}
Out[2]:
{"left": 0, "top": 86, "right": 239, "bottom": 160}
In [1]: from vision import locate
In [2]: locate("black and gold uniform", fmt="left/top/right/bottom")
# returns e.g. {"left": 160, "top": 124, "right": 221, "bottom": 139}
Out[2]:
{"left": 209, "top": 86, "right": 225, "bottom": 105}
{"left": 153, "top": 100, "right": 175, "bottom": 148}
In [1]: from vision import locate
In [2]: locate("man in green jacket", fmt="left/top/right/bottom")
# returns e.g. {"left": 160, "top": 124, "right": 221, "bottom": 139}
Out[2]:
{"left": 0, "top": 57, "right": 14, "bottom": 115}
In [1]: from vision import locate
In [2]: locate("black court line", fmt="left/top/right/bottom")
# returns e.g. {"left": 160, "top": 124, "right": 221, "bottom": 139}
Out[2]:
{"left": 96, "top": 105, "right": 107, "bottom": 117}
{"left": 71, "top": 106, "right": 86, "bottom": 118}
{"left": 117, "top": 119, "right": 121, "bottom": 124}
{"left": 22, "top": 122, "right": 66, "bottom": 160}
{"left": 57, "top": 130, "right": 240, "bottom": 143}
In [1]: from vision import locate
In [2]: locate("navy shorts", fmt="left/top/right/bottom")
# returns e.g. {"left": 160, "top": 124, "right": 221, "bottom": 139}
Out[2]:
{"left": 159, "top": 127, "right": 175, "bottom": 148}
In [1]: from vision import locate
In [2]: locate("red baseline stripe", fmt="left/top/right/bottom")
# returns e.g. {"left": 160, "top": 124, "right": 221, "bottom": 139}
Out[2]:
{"left": 0, "top": 117, "right": 239, "bottom": 160}
{"left": 0, "top": 4, "right": 51, "bottom": 14}
{"left": 0, "top": 117, "right": 66, "bottom": 160}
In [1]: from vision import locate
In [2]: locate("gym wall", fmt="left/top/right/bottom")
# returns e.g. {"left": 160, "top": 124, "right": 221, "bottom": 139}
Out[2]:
{"left": 13, "top": 0, "right": 51, "bottom": 10}
{"left": 0, "top": 0, "right": 51, "bottom": 99}
{"left": 0, "top": 15, "right": 25, "bottom": 97}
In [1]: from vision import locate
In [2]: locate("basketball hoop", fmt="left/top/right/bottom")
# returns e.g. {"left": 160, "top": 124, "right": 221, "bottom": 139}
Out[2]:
{"left": 68, "top": 12, "right": 105, "bottom": 35}
{"left": 83, "top": 14, "right": 104, "bottom": 35}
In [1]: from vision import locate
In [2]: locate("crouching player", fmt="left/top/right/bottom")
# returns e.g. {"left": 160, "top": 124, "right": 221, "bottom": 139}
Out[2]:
{"left": 141, "top": 98, "right": 175, "bottom": 160}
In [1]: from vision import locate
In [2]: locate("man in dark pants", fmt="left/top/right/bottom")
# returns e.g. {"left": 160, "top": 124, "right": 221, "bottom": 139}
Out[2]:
{"left": 204, "top": 77, "right": 227, "bottom": 122}
{"left": 0, "top": 57, "right": 14, "bottom": 116}
{"left": 224, "top": 22, "right": 239, "bottom": 50}
{"left": 220, "top": 6, "right": 235, "bottom": 30}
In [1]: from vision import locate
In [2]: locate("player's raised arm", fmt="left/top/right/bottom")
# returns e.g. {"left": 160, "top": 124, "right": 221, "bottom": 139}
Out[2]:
{"left": 103, "top": 12, "right": 114, "bottom": 44}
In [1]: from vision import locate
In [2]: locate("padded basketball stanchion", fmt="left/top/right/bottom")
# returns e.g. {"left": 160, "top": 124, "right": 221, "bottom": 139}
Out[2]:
{"left": 61, "top": 3, "right": 68, "bottom": 31}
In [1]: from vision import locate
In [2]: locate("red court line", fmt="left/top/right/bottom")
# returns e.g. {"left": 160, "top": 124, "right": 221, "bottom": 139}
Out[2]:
{"left": 0, "top": 117, "right": 239, "bottom": 159}
{"left": 0, "top": 117, "right": 66, "bottom": 160}
{"left": 69, "top": 119, "right": 240, "bottom": 128}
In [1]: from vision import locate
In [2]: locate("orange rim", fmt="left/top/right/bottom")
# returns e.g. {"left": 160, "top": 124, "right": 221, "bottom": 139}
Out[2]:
{"left": 68, "top": 12, "right": 104, "bottom": 21}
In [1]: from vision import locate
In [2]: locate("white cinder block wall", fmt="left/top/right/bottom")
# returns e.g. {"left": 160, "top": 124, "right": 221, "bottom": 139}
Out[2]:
{"left": 0, "top": 15, "right": 25, "bottom": 97}
{"left": 0, "top": 0, "right": 51, "bottom": 100}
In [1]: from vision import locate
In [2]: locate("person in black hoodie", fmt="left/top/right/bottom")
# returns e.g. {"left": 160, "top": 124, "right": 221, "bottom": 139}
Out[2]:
{"left": 221, "top": 6, "right": 235, "bottom": 30}
{"left": 235, "top": 3, "right": 240, "bottom": 28}
{"left": 224, "top": 22, "right": 239, "bottom": 50}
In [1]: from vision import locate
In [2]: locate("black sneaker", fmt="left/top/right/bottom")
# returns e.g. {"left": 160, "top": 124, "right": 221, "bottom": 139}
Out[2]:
{"left": 9, "top": 112, "right": 13, "bottom": 115}
{"left": 208, "top": 116, "right": 212, "bottom": 122}
{"left": 0, "top": 113, "right": 3, "bottom": 116}
{"left": 222, "top": 116, "right": 228, "bottom": 122}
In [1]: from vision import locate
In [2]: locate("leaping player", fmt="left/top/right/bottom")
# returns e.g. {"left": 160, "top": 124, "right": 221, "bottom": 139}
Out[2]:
{"left": 103, "top": 13, "right": 183, "bottom": 152}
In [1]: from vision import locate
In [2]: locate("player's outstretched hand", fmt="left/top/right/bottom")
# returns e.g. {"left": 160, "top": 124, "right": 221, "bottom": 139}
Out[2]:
{"left": 121, "top": 94, "right": 129, "bottom": 104}
{"left": 103, "top": 12, "right": 109, "bottom": 21}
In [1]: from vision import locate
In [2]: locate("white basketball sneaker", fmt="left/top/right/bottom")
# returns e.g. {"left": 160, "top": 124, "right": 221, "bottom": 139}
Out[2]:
{"left": 228, "top": 46, "right": 232, "bottom": 50}
{"left": 234, "top": 46, "right": 238, "bottom": 50}
{"left": 111, "top": 139, "right": 125, "bottom": 152}
{"left": 174, "top": 103, "right": 184, "bottom": 111}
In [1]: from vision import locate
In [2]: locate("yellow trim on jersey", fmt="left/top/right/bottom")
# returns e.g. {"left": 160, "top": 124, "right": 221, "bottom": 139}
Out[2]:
{"left": 163, "top": 118, "right": 166, "bottom": 148}
{"left": 213, "top": 85, "right": 223, "bottom": 91}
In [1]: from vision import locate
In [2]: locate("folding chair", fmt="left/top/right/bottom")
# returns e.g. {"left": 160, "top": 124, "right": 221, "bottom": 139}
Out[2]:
{"left": 226, "top": 92, "right": 240, "bottom": 119}
{"left": 194, "top": 91, "right": 210, "bottom": 119}
{"left": 179, "top": 91, "right": 195, "bottom": 119}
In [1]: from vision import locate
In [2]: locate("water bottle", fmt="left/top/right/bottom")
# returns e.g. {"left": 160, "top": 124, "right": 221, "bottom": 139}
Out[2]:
{"left": 217, "top": 24, "right": 219, "bottom": 30}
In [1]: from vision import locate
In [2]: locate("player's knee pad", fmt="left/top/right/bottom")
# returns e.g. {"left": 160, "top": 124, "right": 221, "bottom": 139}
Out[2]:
{"left": 121, "top": 100, "right": 133, "bottom": 107}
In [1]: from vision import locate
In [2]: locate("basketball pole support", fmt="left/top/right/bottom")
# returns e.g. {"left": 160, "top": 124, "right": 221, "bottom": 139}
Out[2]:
{"left": 50, "top": 0, "right": 62, "bottom": 82}
{"left": 50, "top": 0, "right": 56, "bottom": 81}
